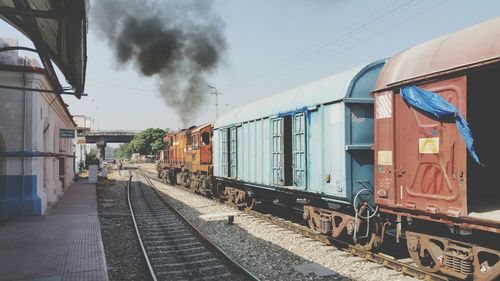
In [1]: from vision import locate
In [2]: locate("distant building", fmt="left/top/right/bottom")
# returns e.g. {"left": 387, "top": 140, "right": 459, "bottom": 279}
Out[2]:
{"left": 73, "top": 115, "right": 91, "bottom": 172}
{"left": 0, "top": 38, "right": 76, "bottom": 221}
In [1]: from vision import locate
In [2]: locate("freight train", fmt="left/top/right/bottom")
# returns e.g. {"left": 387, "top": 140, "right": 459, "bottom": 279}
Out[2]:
{"left": 157, "top": 18, "right": 500, "bottom": 280}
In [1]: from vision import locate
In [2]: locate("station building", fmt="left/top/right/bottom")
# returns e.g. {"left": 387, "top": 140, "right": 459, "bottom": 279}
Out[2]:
{"left": 0, "top": 38, "right": 76, "bottom": 221}
{"left": 73, "top": 114, "right": 91, "bottom": 173}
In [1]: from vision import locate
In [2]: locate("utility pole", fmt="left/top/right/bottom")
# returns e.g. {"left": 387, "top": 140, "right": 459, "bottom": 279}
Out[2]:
{"left": 208, "top": 85, "right": 222, "bottom": 119}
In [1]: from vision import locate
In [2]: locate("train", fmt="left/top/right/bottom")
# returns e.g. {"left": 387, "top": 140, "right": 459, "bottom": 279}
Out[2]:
{"left": 156, "top": 17, "right": 500, "bottom": 280}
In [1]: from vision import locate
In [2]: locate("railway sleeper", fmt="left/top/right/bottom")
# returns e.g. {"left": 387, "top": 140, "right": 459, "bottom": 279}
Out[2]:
{"left": 406, "top": 230, "right": 500, "bottom": 280}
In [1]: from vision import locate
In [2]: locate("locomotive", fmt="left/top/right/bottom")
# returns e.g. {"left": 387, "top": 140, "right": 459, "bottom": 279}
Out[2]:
{"left": 157, "top": 17, "right": 500, "bottom": 280}
{"left": 157, "top": 123, "right": 213, "bottom": 194}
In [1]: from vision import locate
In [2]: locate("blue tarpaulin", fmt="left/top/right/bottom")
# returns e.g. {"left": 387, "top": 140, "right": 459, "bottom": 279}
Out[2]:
{"left": 400, "top": 86, "right": 481, "bottom": 164}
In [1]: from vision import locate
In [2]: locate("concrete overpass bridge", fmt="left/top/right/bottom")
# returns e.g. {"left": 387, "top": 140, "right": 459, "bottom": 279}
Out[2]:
{"left": 85, "top": 130, "right": 139, "bottom": 159}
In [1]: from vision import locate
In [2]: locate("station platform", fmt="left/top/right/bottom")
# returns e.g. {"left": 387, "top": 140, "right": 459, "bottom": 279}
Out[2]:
{"left": 0, "top": 181, "right": 108, "bottom": 281}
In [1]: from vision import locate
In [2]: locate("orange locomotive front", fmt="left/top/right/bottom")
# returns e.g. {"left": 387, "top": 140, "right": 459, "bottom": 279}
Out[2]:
{"left": 157, "top": 124, "right": 213, "bottom": 194}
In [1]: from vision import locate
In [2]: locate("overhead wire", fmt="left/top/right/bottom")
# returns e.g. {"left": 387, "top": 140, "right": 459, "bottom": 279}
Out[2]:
{"left": 86, "top": 78, "right": 210, "bottom": 94}
{"left": 240, "top": 0, "right": 416, "bottom": 87}
{"left": 241, "top": 0, "right": 449, "bottom": 90}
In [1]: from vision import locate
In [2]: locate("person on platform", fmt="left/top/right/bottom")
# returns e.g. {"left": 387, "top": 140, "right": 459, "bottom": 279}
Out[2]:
{"left": 78, "top": 160, "right": 84, "bottom": 173}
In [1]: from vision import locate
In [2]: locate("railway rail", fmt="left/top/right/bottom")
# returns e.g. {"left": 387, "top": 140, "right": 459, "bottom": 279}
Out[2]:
{"left": 126, "top": 169, "right": 259, "bottom": 281}
{"left": 138, "top": 166, "right": 451, "bottom": 281}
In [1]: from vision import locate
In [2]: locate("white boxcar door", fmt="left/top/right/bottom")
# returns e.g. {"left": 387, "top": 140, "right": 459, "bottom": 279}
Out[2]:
{"left": 272, "top": 118, "right": 284, "bottom": 185}
{"left": 221, "top": 129, "right": 229, "bottom": 177}
{"left": 293, "top": 113, "right": 306, "bottom": 189}
{"left": 229, "top": 127, "right": 238, "bottom": 178}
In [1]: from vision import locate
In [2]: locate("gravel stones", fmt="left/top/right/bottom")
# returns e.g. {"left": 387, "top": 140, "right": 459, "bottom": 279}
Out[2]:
{"left": 97, "top": 177, "right": 151, "bottom": 281}
{"left": 140, "top": 171, "right": 418, "bottom": 281}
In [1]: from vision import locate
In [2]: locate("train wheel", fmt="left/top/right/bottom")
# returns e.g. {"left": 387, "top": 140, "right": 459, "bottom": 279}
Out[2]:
{"left": 304, "top": 209, "right": 320, "bottom": 233}
{"left": 245, "top": 197, "right": 257, "bottom": 210}
{"left": 406, "top": 231, "right": 443, "bottom": 273}
{"left": 352, "top": 216, "right": 380, "bottom": 251}
{"left": 307, "top": 218, "right": 318, "bottom": 232}
{"left": 183, "top": 172, "right": 191, "bottom": 188}
{"left": 168, "top": 172, "right": 176, "bottom": 185}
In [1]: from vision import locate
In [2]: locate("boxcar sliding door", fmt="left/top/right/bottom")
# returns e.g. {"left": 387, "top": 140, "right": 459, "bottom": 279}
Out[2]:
{"left": 229, "top": 127, "right": 238, "bottom": 178}
{"left": 220, "top": 128, "right": 229, "bottom": 177}
{"left": 271, "top": 118, "right": 284, "bottom": 185}
{"left": 292, "top": 113, "right": 306, "bottom": 189}
{"left": 395, "top": 77, "right": 467, "bottom": 217}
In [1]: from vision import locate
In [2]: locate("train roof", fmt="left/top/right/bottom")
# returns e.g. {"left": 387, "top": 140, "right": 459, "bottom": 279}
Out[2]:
{"left": 191, "top": 123, "right": 212, "bottom": 133}
{"left": 215, "top": 59, "right": 385, "bottom": 128}
{"left": 375, "top": 17, "right": 500, "bottom": 91}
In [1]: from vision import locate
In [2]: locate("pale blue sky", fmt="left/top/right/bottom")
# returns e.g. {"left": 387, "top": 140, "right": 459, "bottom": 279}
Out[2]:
{"left": 2, "top": 0, "right": 499, "bottom": 131}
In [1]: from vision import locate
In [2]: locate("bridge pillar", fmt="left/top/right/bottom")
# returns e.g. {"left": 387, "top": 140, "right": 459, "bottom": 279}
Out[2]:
{"left": 96, "top": 141, "right": 106, "bottom": 160}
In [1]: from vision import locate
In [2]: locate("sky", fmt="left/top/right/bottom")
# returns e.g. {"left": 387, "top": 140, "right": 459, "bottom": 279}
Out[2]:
{"left": 1, "top": 0, "right": 499, "bottom": 132}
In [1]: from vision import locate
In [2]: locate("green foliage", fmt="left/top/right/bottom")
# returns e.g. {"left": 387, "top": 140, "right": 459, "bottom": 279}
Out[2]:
{"left": 114, "top": 143, "right": 132, "bottom": 160}
{"left": 85, "top": 150, "right": 99, "bottom": 166}
{"left": 128, "top": 128, "right": 167, "bottom": 155}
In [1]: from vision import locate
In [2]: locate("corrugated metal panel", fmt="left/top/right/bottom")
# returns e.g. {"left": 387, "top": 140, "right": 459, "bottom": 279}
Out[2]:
{"left": 323, "top": 103, "right": 346, "bottom": 197}
{"left": 215, "top": 65, "right": 365, "bottom": 128}
{"left": 376, "top": 17, "right": 500, "bottom": 90}
{"left": 237, "top": 126, "right": 246, "bottom": 178}
{"left": 249, "top": 121, "right": 255, "bottom": 183}
{"left": 212, "top": 129, "right": 220, "bottom": 176}
{"left": 243, "top": 123, "right": 250, "bottom": 180}
{"left": 307, "top": 110, "right": 322, "bottom": 193}
{"left": 255, "top": 119, "right": 263, "bottom": 184}
{"left": 262, "top": 119, "right": 271, "bottom": 185}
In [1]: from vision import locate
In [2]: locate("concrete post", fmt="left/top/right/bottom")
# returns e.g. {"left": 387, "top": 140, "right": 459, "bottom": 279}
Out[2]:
{"left": 96, "top": 141, "right": 106, "bottom": 160}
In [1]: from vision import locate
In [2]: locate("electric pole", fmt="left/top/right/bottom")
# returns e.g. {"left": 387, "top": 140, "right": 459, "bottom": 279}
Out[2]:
{"left": 208, "top": 85, "right": 222, "bottom": 119}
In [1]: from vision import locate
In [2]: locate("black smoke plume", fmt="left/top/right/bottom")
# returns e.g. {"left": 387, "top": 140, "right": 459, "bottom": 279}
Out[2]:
{"left": 92, "top": 0, "right": 226, "bottom": 125}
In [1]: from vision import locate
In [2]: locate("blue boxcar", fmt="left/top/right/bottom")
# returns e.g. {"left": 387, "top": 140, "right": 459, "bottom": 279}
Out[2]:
{"left": 213, "top": 59, "right": 385, "bottom": 205}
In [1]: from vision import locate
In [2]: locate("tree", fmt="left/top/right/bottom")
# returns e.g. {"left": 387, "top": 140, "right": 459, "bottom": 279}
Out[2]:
{"left": 114, "top": 143, "right": 132, "bottom": 160}
{"left": 85, "top": 150, "right": 99, "bottom": 167}
{"left": 128, "top": 128, "right": 167, "bottom": 155}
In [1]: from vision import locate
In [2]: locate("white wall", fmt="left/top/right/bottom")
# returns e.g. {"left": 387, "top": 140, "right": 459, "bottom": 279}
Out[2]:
{"left": 0, "top": 68, "right": 75, "bottom": 216}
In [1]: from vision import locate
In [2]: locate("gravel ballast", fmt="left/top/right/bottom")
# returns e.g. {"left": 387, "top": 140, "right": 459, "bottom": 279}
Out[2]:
{"left": 138, "top": 167, "right": 419, "bottom": 281}
{"left": 96, "top": 174, "right": 151, "bottom": 281}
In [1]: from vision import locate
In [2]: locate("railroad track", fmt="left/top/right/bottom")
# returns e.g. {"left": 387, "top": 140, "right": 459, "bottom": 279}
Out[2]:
{"left": 127, "top": 170, "right": 259, "bottom": 281}
{"left": 138, "top": 167, "right": 450, "bottom": 281}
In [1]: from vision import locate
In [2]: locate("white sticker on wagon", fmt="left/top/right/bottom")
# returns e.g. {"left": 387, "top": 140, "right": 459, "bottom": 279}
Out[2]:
{"left": 378, "top": 150, "right": 392, "bottom": 165}
{"left": 419, "top": 137, "right": 439, "bottom": 154}
{"left": 376, "top": 92, "right": 392, "bottom": 119}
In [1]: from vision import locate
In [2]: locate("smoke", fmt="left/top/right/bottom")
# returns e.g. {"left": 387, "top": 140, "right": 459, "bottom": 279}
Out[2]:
{"left": 92, "top": 0, "right": 226, "bottom": 126}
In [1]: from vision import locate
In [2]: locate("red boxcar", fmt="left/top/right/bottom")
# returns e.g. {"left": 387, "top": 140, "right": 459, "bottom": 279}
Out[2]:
{"left": 373, "top": 18, "right": 500, "bottom": 280}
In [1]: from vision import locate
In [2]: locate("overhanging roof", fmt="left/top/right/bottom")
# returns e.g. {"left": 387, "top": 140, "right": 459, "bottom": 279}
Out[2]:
{"left": 0, "top": 0, "right": 88, "bottom": 98}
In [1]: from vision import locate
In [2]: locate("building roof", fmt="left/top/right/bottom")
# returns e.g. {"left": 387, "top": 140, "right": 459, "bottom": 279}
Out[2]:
{"left": 0, "top": 0, "right": 88, "bottom": 97}
{"left": 215, "top": 59, "right": 385, "bottom": 129}
{"left": 376, "top": 17, "right": 500, "bottom": 91}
